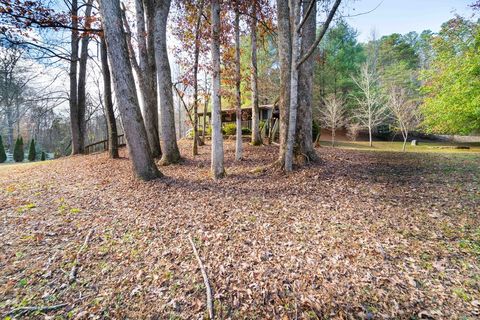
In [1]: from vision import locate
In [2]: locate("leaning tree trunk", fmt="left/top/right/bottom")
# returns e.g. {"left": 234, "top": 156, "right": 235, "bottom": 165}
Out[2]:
{"left": 136, "top": 0, "right": 161, "bottom": 157}
{"left": 234, "top": 0, "right": 243, "bottom": 161}
{"left": 76, "top": 0, "right": 93, "bottom": 154}
{"left": 276, "top": 0, "right": 292, "bottom": 167}
{"left": 284, "top": 0, "right": 301, "bottom": 172}
{"left": 154, "top": 0, "right": 181, "bottom": 165}
{"left": 250, "top": 1, "right": 262, "bottom": 146}
{"left": 100, "top": 36, "right": 119, "bottom": 159}
{"left": 99, "top": 0, "right": 161, "bottom": 180}
{"left": 295, "top": 0, "right": 318, "bottom": 163}
{"left": 210, "top": 0, "right": 224, "bottom": 180}
{"left": 69, "top": 0, "right": 80, "bottom": 155}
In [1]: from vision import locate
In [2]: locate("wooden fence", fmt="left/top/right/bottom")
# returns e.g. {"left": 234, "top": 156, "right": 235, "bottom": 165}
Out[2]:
{"left": 84, "top": 134, "right": 126, "bottom": 155}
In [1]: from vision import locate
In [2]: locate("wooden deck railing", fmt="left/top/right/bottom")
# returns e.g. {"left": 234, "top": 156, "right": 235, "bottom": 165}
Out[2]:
{"left": 84, "top": 134, "right": 126, "bottom": 155}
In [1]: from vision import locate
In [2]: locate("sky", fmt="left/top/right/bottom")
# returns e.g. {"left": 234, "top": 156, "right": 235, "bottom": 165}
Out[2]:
{"left": 344, "top": 0, "right": 476, "bottom": 42}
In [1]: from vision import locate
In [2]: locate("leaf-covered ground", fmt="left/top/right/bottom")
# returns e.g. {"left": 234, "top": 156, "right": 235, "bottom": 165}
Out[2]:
{"left": 1, "top": 141, "right": 479, "bottom": 319}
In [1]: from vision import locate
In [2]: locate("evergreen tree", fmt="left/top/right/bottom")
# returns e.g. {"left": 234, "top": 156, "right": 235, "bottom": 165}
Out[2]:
{"left": 0, "top": 135, "right": 6, "bottom": 163}
{"left": 28, "top": 138, "right": 36, "bottom": 161}
{"left": 41, "top": 151, "right": 46, "bottom": 161}
{"left": 13, "top": 137, "right": 24, "bottom": 162}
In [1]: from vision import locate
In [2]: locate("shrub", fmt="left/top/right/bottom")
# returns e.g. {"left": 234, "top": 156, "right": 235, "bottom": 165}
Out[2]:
{"left": 223, "top": 123, "right": 237, "bottom": 135}
{"left": 0, "top": 135, "right": 6, "bottom": 163}
{"left": 347, "top": 123, "right": 362, "bottom": 141}
{"left": 28, "top": 138, "right": 36, "bottom": 161}
{"left": 41, "top": 151, "right": 46, "bottom": 161}
{"left": 13, "top": 137, "right": 24, "bottom": 162}
{"left": 241, "top": 127, "right": 251, "bottom": 135}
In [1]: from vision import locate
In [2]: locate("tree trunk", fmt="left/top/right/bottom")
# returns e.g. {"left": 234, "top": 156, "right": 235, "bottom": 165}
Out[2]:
{"left": 276, "top": 0, "right": 292, "bottom": 167}
{"left": 100, "top": 36, "right": 119, "bottom": 159}
{"left": 402, "top": 130, "right": 408, "bottom": 152}
{"left": 250, "top": 1, "right": 262, "bottom": 146}
{"left": 369, "top": 126, "right": 373, "bottom": 147}
{"left": 99, "top": 0, "right": 161, "bottom": 180}
{"left": 154, "top": 0, "right": 181, "bottom": 165}
{"left": 210, "top": 0, "right": 224, "bottom": 180}
{"left": 331, "top": 128, "right": 335, "bottom": 147}
{"left": 137, "top": 0, "right": 161, "bottom": 157}
{"left": 284, "top": 0, "right": 301, "bottom": 172}
{"left": 69, "top": 0, "right": 80, "bottom": 155}
{"left": 192, "top": 0, "right": 205, "bottom": 156}
{"left": 76, "top": 0, "right": 93, "bottom": 153}
{"left": 295, "top": 0, "right": 318, "bottom": 163}
{"left": 234, "top": 1, "right": 243, "bottom": 161}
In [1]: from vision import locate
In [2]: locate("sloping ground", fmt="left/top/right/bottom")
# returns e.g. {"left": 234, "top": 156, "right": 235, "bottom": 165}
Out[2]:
{"left": 1, "top": 141, "right": 479, "bottom": 319}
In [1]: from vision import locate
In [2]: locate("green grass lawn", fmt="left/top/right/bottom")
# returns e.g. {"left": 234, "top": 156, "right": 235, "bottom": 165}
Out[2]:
{"left": 0, "top": 160, "right": 52, "bottom": 172}
{"left": 319, "top": 140, "right": 480, "bottom": 153}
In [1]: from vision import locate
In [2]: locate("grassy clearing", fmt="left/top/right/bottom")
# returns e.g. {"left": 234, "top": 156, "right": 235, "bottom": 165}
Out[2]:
{"left": 319, "top": 140, "right": 480, "bottom": 153}
{"left": 0, "top": 160, "right": 52, "bottom": 172}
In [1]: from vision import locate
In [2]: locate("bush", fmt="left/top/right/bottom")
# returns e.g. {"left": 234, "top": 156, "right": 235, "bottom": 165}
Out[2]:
{"left": 13, "top": 137, "right": 24, "bottom": 162}
{"left": 223, "top": 123, "right": 237, "bottom": 135}
{"left": 0, "top": 135, "right": 6, "bottom": 163}
{"left": 28, "top": 138, "right": 36, "bottom": 161}
{"left": 241, "top": 127, "right": 251, "bottom": 135}
{"left": 41, "top": 151, "right": 46, "bottom": 161}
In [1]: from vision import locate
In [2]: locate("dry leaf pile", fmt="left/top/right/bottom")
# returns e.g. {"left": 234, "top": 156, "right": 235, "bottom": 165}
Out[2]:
{"left": 1, "top": 141, "right": 479, "bottom": 319}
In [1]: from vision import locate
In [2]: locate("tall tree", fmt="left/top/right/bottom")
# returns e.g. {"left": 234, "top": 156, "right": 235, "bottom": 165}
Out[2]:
{"left": 192, "top": 0, "right": 205, "bottom": 156}
{"left": 100, "top": 36, "right": 119, "bottom": 159}
{"left": 421, "top": 17, "right": 480, "bottom": 134}
{"left": 250, "top": 0, "right": 262, "bottom": 146}
{"left": 133, "top": 0, "right": 161, "bottom": 157}
{"left": 68, "top": 0, "right": 80, "bottom": 155}
{"left": 99, "top": 0, "right": 161, "bottom": 180}
{"left": 352, "top": 63, "right": 388, "bottom": 147}
{"left": 295, "top": 0, "right": 318, "bottom": 163}
{"left": 154, "top": 0, "right": 181, "bottom": 165}
{"left": 277, "top": 0, "right": 342, "bottom": 171}
{"left": 388, "top": 87, "right": 419, "bottom": 151}
{"left": 210, "top": 0, "right": 224, "bottom": 179}
{"left": 234, "top": 0, "right": 243, "bottom": 160}
{"left": 275, "top": 0, "right": 292, "bottom": 167}
{"left": 74, "top": 0, "right": 94, "bottom": 154}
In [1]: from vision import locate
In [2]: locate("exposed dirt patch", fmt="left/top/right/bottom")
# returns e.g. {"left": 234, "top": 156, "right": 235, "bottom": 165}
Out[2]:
{"left": 1, "top": 141, "right": 479, "bottom": 319}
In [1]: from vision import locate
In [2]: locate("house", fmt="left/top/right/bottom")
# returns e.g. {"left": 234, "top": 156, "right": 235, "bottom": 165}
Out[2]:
{"left": 197, "top": 104, "right": 279, "bottom": 129}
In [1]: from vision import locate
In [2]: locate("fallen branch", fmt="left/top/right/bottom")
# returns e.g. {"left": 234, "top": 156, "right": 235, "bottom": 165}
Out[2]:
{"left": 69, "top": 229, "right": 94, "bottom": 284}
{"left": 3, "top": 303, "right": 68, "bottom": 318}
{"left": 188, "top": 235, "right": 214, "bottom": 320}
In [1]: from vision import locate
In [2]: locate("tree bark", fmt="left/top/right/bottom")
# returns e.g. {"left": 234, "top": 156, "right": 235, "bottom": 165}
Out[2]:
{"left": 76, "top": 0, "right": 93, "bottom": 153}
{"left": 276, "top": 0, "right": 292, "bottom": 167}
{"left": 295, "top": 0, "right": 318, "bottom": 163}
{"left": 154, "top": 0, "right": 180, "bottom": 165}
{"left": 69, "top": 0, "right": 80, "bottom": 155}
{"left": 137, "top": 0, "right": 161, "bottom": 157}
{"left": 250, "top": 1, "right": 262, "bottom": 146}
{"left": 284, "top": 0, "right": 301, "bottom": 172}
{"left": 234, "top": 1, "right": 243, "bottom": 161}
{"left": 100, "top": 36, "right": 119, "bottom": 159}
{"left": 192, "top": 0, "right": 205, "bottom": 156}
{"left": 210, "top": 0, "right": 224, "bottom": 179}
{"left": 99, "top": 0, "right": 161, "bottom": 180}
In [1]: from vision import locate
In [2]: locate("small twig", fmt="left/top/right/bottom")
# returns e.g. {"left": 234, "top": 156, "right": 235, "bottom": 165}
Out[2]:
{"left": 188, "top": 235, "right": 214, "bottom": 320}
{"left": 3, "top": 303, "right": 68, "bottom": 318}
{"left": 69, "top": 229, "right": 94, "bottom": 284}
